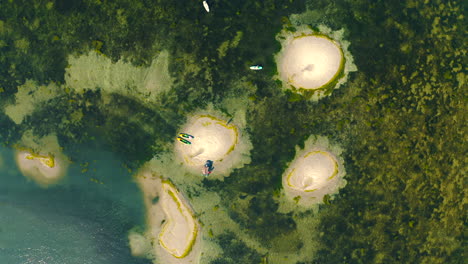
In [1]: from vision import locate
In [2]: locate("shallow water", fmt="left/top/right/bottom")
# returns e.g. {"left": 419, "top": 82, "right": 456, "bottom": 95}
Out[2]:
{"left": 0, "top": 147, "right": 149, "bottom": 264}
{"left": 0, "top": 0, "right": 464, "bottom": 263}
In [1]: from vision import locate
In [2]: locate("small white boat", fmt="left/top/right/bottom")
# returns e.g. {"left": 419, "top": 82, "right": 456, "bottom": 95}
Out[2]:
{"left": 203, "top": 1, "right": 210, "bottom": 12}
{"left": 250, "top": 65, "right": 263, "bottom": 70}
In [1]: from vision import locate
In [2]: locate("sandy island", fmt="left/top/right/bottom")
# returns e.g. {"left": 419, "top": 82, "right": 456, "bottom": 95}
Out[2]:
{"left": 14, "top": 133, "right": 69, "bottom": 187}
{"left": 278, "top": 35, "right": 344, "bottom": 90}
{"left": 132, "top": 171, "right": 201, "bottom": 263}
{"left": 281, "top": 136, "right": 346, "bottom": 207}
{"left": 275, "top": 24, "right": 357, "bottom": 100}
{"left": 175, "top": 114, "right": 250, "bottom": 178}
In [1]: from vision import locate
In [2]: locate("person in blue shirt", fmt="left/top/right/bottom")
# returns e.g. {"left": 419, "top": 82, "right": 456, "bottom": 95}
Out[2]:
{"left": 202, "top": 160, "right": 214, "bottom": 176}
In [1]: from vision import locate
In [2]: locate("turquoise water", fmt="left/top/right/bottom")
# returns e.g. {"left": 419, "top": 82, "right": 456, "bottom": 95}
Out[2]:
{"left": 0, "top": 147, "right": 149, "bottom": 264}
{"left": 0, "top": 0, "right": 464, "bottom": 263}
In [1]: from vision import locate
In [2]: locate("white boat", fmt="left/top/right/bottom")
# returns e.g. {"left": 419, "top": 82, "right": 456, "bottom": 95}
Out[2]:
{"left": 250, "top": 65, "right": 263, "bottom": 70}
{"left": 203, "top": 1, "right": 210, "bottom": 12}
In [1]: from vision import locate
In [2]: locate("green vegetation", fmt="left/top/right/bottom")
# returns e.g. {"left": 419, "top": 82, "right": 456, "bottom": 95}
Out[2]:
{"left": 0, "top": 0, "right": 464, "bottom": 263}
{"left": 210, "top": 232, "right": 262, "bottom": 264}
{"left": 292, "top": 1, "right": 464, "bottom": 263}
{"left": 205, "top": 0, "right": 465, "bottom": 263}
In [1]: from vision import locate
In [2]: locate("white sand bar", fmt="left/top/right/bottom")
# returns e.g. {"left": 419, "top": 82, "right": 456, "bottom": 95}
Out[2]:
{"left": 14, "top": 132, "right": 69, "bottom": 187}
{"left": 281, "top": 135, "right": 346, "bottom": 207}
{"left": 286, "top": 151, "right": 338, "bottom": 192}
{"left": 159, "top": 181, "right": 198, "bottom": 258}
{"left": 278, "top": 35, "right": 343, "bottom": 89}
{"left": 283, "top": 149, "right": 341, "bottom": 204}
{"left": 175, "top": 115, "right": 238, "bottom": 174}
{"left": 15, "top": 150, "right": 68, "bottom": 186}
{"left": 135, "top": 172, "right": 201, "bottom": 263}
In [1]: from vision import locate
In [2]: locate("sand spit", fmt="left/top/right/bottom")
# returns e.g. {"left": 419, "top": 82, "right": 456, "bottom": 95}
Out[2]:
{"left": 14, "top": 132, "right": 69, "bottom": 187}
{"left": 133, "top": 171, "right": 202, "bottom": 264}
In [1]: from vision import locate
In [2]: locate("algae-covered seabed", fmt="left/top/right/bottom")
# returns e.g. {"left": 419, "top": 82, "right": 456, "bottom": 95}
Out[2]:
{"left": 0, "top": 0, "right": 465, "bottom": 263}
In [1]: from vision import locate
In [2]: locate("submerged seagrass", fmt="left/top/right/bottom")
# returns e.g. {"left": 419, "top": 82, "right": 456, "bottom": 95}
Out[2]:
{"left": 0, "top": 0, "right": 464, "bottom": 263}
